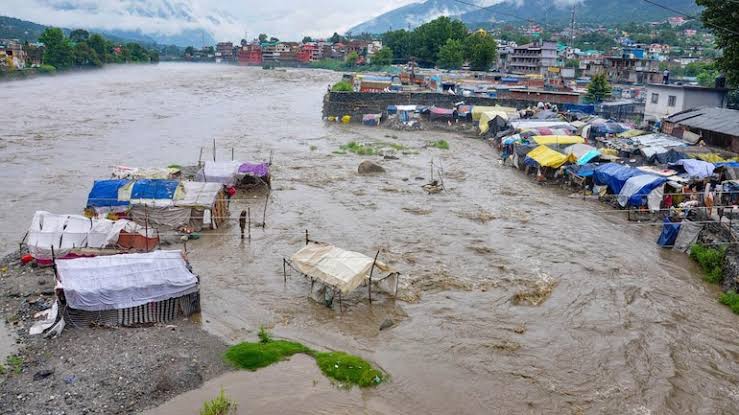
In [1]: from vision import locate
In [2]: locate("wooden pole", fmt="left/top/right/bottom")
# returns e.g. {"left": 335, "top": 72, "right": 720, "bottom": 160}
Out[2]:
{"left": 144, "top": 204, "right": 149, "bottom": 253}
{"left": 261, "top": 190, "right": 270, "bottom": 228}
{"left": 368, "top": 250, "right": 380, "bottom": 303}
{"left": 283, "top": 259, "right": 287, "bottom": 283}
{"left": 231, "top": 147, "right": 234, "bottom": 161}
{"left": 247, "top": 207, "right": 251, "bottom": 240}
{"left": 198, "top": 147, "right": 204, "bottom": 168}
{"left": 213, "top": 139, "right": 216, "bottom": 162}
{"left": 19, "top": 231, "right": 28, "bottom": 259}
{"left": 430, "top": 157, "right": 434, "bottom": 182}
{"left": 50, "top": 245, "right": 59, "bottom": 283}
{"left": 305, "top": 229, "right": 309, "bottom": 245}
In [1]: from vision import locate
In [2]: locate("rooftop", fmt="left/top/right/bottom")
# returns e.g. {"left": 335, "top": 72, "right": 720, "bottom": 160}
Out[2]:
{"left": 665, "top": 107, "right": 739, "bottom": 137}
{"left": 646, "top": 83, "right": 729, "bottom": 93}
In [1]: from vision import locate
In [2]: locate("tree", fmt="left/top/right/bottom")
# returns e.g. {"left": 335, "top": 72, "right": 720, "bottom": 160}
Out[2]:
{"left": 565, "top": 59, "right": 579, "bottom": 69}
{"left": 72, "top": 42, "right": 101, "bottom": 66}
{"left": 463, "top": 30, "right": 497, "bottom": 71}
{"left": 381, "top": 30, "right": 411, "bottom": 62}
{"left": 258, "top": 33, "right": 268, "bottom": 42}
{"left": 585, "top": 73, "right": 612, "bottom": 103}
{"left": 269, "top": 37, "right": 279, "bottom": 43}
{"left": 697, "top": 67, "right": 720, "bottom": 87}
{"left": 345, "top": 51, "right": 360, "bottom": 65}
{"left": 697, "top": 0, "right": 739, "bottom": 86}
{"left": 330, "top": 32, "right": 342, "bottom": 44}
{"left": 371, "top": 47, "right": 393, "bottom": 66}
{"left": 184, "top": 46, "right": 195, "bottom": 56}
{"left": 302, "top": 36, "right": 313, "bottom": 44}
{"left": 69, "top": 29, "right": 89, "bottom": 43}
{"left": 87, "top": 33, "right": 107, "bottom": 60}
{"left": 38, "top": 27, "right": 73, "bottom": 69}
{"left": 437, "top": 39, "right": 464, "bottom": 69}
{"left": 412, "top": 16, "right": 468, "bottom": 66}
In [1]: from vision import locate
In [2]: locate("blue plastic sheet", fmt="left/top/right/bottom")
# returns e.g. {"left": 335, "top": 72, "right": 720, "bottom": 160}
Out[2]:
{"left": 657, "top": 217, "right": 681, "bottom": 247}
{"left": 593, "top": 163, "right": 645, "bottom": 194}
{"left": 87, "top": 179, "right": 130, "bottom": 208}
{"left": 130, "top": 179, "right": 179, "bottom": 200}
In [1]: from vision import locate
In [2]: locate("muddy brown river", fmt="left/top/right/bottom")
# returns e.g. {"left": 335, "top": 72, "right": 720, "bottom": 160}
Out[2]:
{"left": 1, "top": 63, "right": 738, "bottom": 414}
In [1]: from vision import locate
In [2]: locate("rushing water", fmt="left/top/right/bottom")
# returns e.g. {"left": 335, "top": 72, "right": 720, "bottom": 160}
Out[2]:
{"left": 1, "top": 63, "right": 738, "bottom": 414}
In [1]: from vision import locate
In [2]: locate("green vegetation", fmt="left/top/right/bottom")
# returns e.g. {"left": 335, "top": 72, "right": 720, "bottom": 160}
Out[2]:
{"left": 309, "top": 145, "right": 318, "bottom": 151}
{"left": 37, "top": 64, "right": 56, "bottom": 74}
{"left": 37, "top": 27, "right": 158, "bottom": 72}
{"left": 341, "top": 141, "right": 375, "bottom": 155}
{"left": 698, "top": 0, "right": 738, "bottom": 86}
{"left": 345, "top": 51, "right": 360, "bottom": 66}
{"left": 311, "top": 59, "right": 394, "bottom": 73}
{"left": 314, "top": 352, "right": 383, "bottom": 387}
{"left": 5, "top": 355, "right": 23, "bottom": 375}
{"left": 690, "top": 244, "right": 726, "bottom": 284}
{"left": 437, "top": 39, "right": 465, "bottom": 70}
{"left": 200, "top": 389, "right": 237, "bottom": 415}
{"left": 584, "top": 73, "right": 612, "bottom": 104}
{"left": 430, "top": 140, "right": 449, "bottom": 150}
{"left": 331, "top": 80, "right": 353, "bottom": 92}
{"left": 371, "top": 47, "right": 393, "bottom": 66}
{"left": 225, "top": 329, "right": 383, "bottom": 388}
{"left": 719, "top": 291, "right": 739, "bottom": 315}
{"left": 463, "top": 31, "right": 497, "bottom": 71}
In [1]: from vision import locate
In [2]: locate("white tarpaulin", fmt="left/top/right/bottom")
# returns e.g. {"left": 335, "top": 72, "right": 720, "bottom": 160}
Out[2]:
{"left": 617, "top": 175, "right": 665, "bottom": 208}
{"left": 176, "top": 182, "right": 222, "bottom": 208}
{"left": 56, "top": 250, "right": 198, "bottom": 312}
{"left": 195, "top": 161, "right": 244, "bottom": 185}
{"left": 27, "top": 211, "right": 149, "bottom": 259}
{"left": 290, "top": 242, "right": 396, "bottom": 294}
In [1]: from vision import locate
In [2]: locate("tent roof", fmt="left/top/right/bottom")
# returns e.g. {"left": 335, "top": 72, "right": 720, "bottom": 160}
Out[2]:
{"left": 526, "top": 145, "right": 575, "bottom": 168}
{"left": 56, "top": 250, "right": 198, "bottom": 312}
{"left": 87, "top": 179, "right": 130, "bottom": 208}
{"left": 533, "top": 135, "right": 584, "bottom": 145}
{"left": 289, "top": 242, "right": 395, "bottom": 294}
{"left": 176, "top": 182, "right": 223, "bottom": 208}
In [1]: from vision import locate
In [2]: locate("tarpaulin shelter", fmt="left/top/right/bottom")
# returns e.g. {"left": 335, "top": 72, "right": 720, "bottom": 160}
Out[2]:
{"left": 47, "top": 250, "right": 200, "bottom": 329}
{"left": 196, "top": 161, "right": 271, "bottom": 187}
{"left": 532, "top": 136, "right": 585, "bottom": 146}
{"left": 478, "top": 111, "right": 509, "bottom": 135}
{"left": 657, "top": 218, "right": 681, "bottom": 248}
{"left": 586, "top": 120, "right": 629, "bottom": 139}
{"left": 472, "top": 106, "right": 510, "bottom": 121}
{"left": 524, "top": 146, "right": 575, "bottom": 169}
{"left": 617, "top": 175, "right": 666, "bottom": 210}
{"left": 651, "top": 149, "right": 689, "bottom": 164}
{"left": 511, "top": 121, "right": 572, "bottom": 132}
{"left": 387, "top": 105, "right": 418, "bottom": 115}
{"left": 176, "top": 182, "right": 230, "bottom": 230}
{"left": 362, "top": 113, "right": 382, "bottom": 126}
{"left": 112, "top": 166, "right": 179, "bottom": 180}
{"left": 564, "top": 144, "right": 600, "bottom": 165}
{"left": 287, "top": 241, "right": 399, "bottom": 306}
{"left": 670, "top": 159, "right": 715, "bottom": 179}
{"left": 87, "top": 179, "right": 130, "bottom": 213}
{"left": 428, "top": 107, "right": 457, "bottom": 121}
{"left": 593, "top": 163, "right": 645, "bottom": 194}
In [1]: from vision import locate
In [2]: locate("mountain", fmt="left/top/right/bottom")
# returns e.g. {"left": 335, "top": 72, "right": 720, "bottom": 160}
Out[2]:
{"left": 349, "top": 0, "right": 703, "bottom": 34}
{"left": 0, "top": 15, "right": 159, "bottom": 46}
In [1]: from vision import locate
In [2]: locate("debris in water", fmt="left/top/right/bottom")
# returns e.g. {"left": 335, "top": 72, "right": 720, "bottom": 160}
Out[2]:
{"left": 402, "top": 206, "right": 432, "bottom": 216}
{"left": 511, "top": 274, "right": 557, "bottom": 306}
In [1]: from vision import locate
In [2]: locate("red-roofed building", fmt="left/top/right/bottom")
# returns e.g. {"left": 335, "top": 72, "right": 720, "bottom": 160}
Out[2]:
{"left": 237, "top": 43, "right": 262, "bottom": 65}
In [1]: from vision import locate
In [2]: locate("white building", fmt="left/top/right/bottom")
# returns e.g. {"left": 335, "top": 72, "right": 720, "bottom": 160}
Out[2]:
{"left": 644, "top": 83, "right": 729, "bottom": 122}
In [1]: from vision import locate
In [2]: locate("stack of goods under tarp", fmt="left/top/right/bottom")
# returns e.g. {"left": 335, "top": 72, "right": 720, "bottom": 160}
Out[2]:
{"left": 26, "top": 211, "right": 157, "bottom": 266}
{"left": 195, "top": 160, "right": 271, "bottom": 188}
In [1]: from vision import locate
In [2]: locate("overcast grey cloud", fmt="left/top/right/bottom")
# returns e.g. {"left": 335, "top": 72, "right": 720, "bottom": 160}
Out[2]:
{"left": 4, "top": 0, "right": 424, "bottom": 41}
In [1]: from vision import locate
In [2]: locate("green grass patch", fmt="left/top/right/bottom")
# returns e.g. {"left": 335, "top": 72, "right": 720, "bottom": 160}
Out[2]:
{"left": 224, "top": 330, "right": 384, "bottom": 388}
{"left": 429, "top": 140, "right": 449, "bottom": 150}
{"left": 314, "top": 351, "right": 384, "bottom": 387}
{"left": 309, "top": 145, "right": 318, "bottom": 151}
{"left": 340, "top": 141, "right": 375, "bottom": 156}
{"left": 331, "top": 81, "right": 353, "bottom": 92}
{"left": 690, "top": 244, "right": 726, "bottom": 284}
{"left": 6, "top": 355, "right": 23, "bottom": 375}
{"left": 332, "top": 150, "right": 347, "bottom": 155}
{"left": 388, "top": 143, "right": 408, "bottom": 151}
{"left": 719, "top": 291, "right": 739, "bottom": 314}
{"left": 200, "top": 389, "right": 236, "bottom": 415}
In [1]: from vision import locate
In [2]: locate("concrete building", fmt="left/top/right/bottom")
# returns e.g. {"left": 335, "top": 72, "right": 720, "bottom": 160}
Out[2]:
{"left": 215, "top": 42, "right": 234, "bottom": 63}
{"left": 0, "top": 39, "right": 26, "bottom": 69}
{"left": 509, "top": 41, "right": 558, "bottom": 75}
{"left": 644, "top": 83, "right": 729, "bottom": 122}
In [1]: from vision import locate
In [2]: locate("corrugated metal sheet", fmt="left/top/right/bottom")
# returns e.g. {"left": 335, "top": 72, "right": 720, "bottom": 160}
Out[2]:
{"left": 666, "top": 107, "right": 739, "bottom": 137}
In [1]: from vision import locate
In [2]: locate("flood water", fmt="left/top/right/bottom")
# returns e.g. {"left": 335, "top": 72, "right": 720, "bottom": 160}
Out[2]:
{"left": 2, "top": 63, "right": 738, "bottom": 414}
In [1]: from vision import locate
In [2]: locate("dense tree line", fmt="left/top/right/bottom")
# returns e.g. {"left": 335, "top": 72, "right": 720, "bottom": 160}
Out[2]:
{"left": 38, "top": 28, "right": 159, "bottom": 71}
{"left": 381, "top": 17, "right": 498, "bottom": 71}
{"left": 697, "top": 0, "right": 738, "bottom": 87}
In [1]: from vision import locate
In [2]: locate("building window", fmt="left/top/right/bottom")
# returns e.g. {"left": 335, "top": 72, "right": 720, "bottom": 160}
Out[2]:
{"left": 668, "top": 95, "right": 677, "bottom": 107}
{"left": 651, "top": 93, "right": 659, "bottom": 104}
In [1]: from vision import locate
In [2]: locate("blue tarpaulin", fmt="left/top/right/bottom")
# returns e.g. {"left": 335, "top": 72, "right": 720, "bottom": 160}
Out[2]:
{"left": 87, "top": 179, "right": 129, "bottom": 208}
{"left": 563, "top": 104, "right": 595, "bottom": 114}
{"left": 130, "top": 179, "right": 179, "bottom": 200}
{"left": 567, "top": 163, "right": 597, "bottom": 177}
{"left": 617, "top": 175, "right": 666, "bottom": 207}
{"left": 657, "top": 217, "right": 681, "bottom": 247}
{"left": 593, "top": 163, "right": 645, "bottom": 194}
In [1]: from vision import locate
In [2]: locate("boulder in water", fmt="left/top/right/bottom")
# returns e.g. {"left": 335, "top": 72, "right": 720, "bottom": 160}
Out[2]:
{"left": 358, "top": 161, "right": 385, "bottom": 175}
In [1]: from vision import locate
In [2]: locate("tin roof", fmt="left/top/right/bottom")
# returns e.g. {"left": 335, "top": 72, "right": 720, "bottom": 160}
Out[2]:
{"left": 665, "top": 107, "right": 739, "bottom": 137}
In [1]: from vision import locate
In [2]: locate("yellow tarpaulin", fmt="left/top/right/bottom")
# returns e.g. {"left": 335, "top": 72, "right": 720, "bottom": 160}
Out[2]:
{"left": 472, "top": 106, "right": 514, "bottom": 121}
{"left": 478, "top": 111, "right": 509, "bottom": 135}
{"left": 526, "top": 145, "right": 575, "bottom": 168}
{"left": 617, "top": 129, "right": 647, "bottom": 138}
{"left": 532, "top": 135, "right": 585, "bottom": 145}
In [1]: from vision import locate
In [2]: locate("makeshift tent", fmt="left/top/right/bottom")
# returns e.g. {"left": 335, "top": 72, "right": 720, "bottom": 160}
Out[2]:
{"left": 176, "top": 182, "right": 229, "bottom": 230}
{"left": 56, "top": 250, "right": 198, "bottom": 312}
{"left": 525, "top": 146, "right": 575, "bottom": 169}
{"left": 26, "top": 211, "right": 156, "bottom": 261}
{"left": 564, "top": 144, "right": 600, "bottom": 165}
{"left": 533, "top": 135, "right": 585, "bottom": 146}
{"left": 196, "top": 161, "right": 270, "bottom": 187}
{"left": 428, "top": 107, "right": 456, "bottom": 121}
{"left": 87, "top": 179, "right": 130, "bottom": 212}
{"left": 479, "top": 111, "right": 509, "bottom": 135}
{"left": 670, "top": 159, "right": 715, "bottom": 179}
{"left": 651, "top": 149, "right": 689, "bottom": 164}
{"left": 511, "top": 121, "right": 572, "bottom": 132}
{"left": 587, "top": 120, "right": 629, "bottom": 139}
{"left": 387, "top": 105, "right": 419, "bottom": 115}
{"left": 617, "top": 175, "right": 667, "bottom": 209}
{"left": 617, "top": 129, "right": 647, "bottom": 138}
{"left": 288, "top": 242, "right": 399, "bottom": 303}
{"left": 471, "top": 106, "right": 513, "bottom": 121}
{"left": 112, "top": 166, "right": 178, "bottom": 180}
{"left": 657, "top": 218, "right": 681, "bottom": 248}
{"left": 593, "top": 163, "right": 645, "bottom": 194}
{"left": 673, "top": 221, "right": 703, "bottom": 253}
{"left": 362, "top": 113, "right": 382, "bottom": 126}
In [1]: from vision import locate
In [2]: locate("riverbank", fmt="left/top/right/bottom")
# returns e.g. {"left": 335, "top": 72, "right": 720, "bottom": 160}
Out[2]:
{"left": 0, "top": 253, "right": 231, "bottom": 415}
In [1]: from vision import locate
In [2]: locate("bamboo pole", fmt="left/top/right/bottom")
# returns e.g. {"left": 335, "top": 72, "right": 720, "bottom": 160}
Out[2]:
{"left": 247, "top": 207, "right": 251, "bottom": 240}
{"left": 19, "top": 231, "right": 28, "bottom": 260}
{"left": 198, "top": 147, "right": 203, "bottom": 168}
{"left": 213, "top": 139, "right": 216, "bottom": 162}
{"left": 144, "top": 204, "right": 149, "bottom": 253}
{"left": 283, "top": 259, "right": 287, "bottom": 283}
{"left": 261, "top": 190, "right": 270, "bottom": 228}
{"left": 368, "top": 250, "right": 380, "bottom": 303}
{"left": 305, "top": 229, "right": 309, "bottom": 245}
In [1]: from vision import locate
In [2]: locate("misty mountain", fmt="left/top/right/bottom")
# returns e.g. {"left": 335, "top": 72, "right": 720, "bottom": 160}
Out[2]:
{"left": 0, "top": 15, "right": 160, "bottom": 46}
{"left": 349, "top": 0, "right": 703, "bottom": 34}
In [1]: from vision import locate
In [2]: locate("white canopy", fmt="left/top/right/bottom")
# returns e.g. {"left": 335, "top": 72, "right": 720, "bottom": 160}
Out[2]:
{"left": 195, "top": 161, "right": 244, "bottom": 185}
{"left": 56, "top": 250, "right": 198, "bottom": 312}
{"left": 176, "top": 182, "right": 222, "bottom": 208}
{"left": 290, "top": 242, "right": 396, "bottom": 294}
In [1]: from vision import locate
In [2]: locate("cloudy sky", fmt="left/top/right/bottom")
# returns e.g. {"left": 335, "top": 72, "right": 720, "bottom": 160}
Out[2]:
{"left": 4, "top": 0, "right": 425, "bottom": 41}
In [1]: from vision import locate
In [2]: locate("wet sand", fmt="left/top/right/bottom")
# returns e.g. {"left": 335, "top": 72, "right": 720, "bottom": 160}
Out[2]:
{"left": 1, "top": 63, "right": 738, "bottom": 414}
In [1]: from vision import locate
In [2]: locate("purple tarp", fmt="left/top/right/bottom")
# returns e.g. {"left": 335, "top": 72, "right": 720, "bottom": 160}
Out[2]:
{"left": 239, "top": 162, "right": 270, "bottom": 177}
